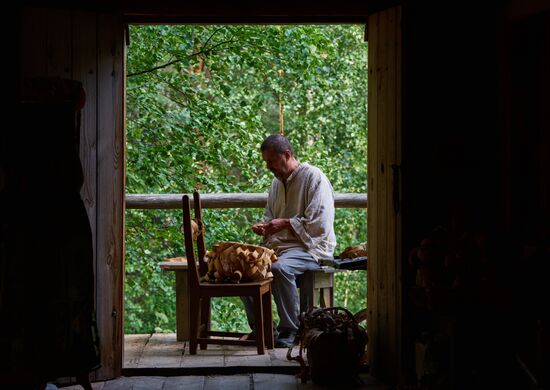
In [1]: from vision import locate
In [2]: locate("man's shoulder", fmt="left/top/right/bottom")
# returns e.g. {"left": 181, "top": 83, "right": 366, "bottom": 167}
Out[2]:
{"left": 300, "top": 162, "right": 320, "bottom": 174}
{"left": 299, "top": 163, "right": 329, "bottom": 181}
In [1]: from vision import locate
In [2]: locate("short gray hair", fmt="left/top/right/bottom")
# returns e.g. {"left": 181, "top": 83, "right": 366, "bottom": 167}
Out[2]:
{"left": 260, "top": 134, "right": 294, "bottom": 156}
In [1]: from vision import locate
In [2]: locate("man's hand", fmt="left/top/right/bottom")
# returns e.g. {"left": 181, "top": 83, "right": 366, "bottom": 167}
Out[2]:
{"left": 251, "top": 222, "right": 265, "bottom": 236}
{"left": 262, "top": 218, "right": 291, "bottom": 236}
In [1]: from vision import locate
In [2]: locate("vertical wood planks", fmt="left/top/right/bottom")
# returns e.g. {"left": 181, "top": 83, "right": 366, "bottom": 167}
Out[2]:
{"left": 367, "top": 6, "right": 402, "bottom": 384}
{"left": 19, "top": 7, "right": 126, "bottom": 380}
{"left": 367, "top": 10, "right": 379, "bottom": 375}
{"left": 385, "top": 7, "right": 396, "bottom": 381}
{"left": 394, "top": 6, "right": 403, "bottom": 384}
{"left": 73, "top": 10, "right": 98, "bottom": 299}
{"left": 97, "top": 12, "right": 125, "bottom": 380}
{"left": 46, "top": 9, "right": 73, "bottom": 78}
{"left": 72, "top": 12, "right": 100, "bottom": 380}
{"left": 386, "top": 7, "right": 402, "bottom": 381}
{"left": 378, "top": 6, "right": 389, "bottom": 381}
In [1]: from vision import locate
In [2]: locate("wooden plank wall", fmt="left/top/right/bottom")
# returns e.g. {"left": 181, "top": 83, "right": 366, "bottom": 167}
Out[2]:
{"left": 367, "top": 6, "right": 402, "bottom": 384}
{"left": 18, "top": 8, "right": 125, "bottom": 380}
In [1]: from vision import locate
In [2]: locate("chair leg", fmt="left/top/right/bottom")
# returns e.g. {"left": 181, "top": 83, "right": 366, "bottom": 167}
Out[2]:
{"left": 189, "top": 294, "right": 200, "bottom": 355}
{"left": 200, "top": 297, "right": 211, "bottom": 350}
{"left": 262, "top": 287, "right": 274, "bottom": 349}
{"left": 252, "top": 290, "right": 266, "bottom": 354}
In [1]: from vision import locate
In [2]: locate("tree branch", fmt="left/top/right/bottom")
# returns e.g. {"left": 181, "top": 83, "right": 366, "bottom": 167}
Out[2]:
{"left": 127, "top": 27, "right": 231, "bottom": 78}
{"left": 151, "top": 73, "right": 193, "bottom": 106}
{"left": 128, "top": 58, "right": 182, "bottom": 78}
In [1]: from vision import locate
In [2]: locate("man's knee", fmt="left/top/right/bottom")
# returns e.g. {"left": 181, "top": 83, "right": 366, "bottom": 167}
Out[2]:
{"left": 271, "top": 260, "right": 285, "bottom": 276}
{"left": 271, "top": 260, "right": 297, "bottom": 280}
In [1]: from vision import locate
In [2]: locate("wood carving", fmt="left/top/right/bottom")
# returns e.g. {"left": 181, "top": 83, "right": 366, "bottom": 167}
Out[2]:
{"left": 181, "top": 219, "right": 201, "bottom": 241}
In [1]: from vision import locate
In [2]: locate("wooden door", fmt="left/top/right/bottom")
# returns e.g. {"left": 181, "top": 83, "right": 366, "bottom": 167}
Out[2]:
{"left": 18, "top": 8, "right": 125, "bottom": 380}
{"left": 95, "top": 12, "right": 126, "bottom": 381}
{"left": 366, "top": 5, "right": 402, "bottom": 384}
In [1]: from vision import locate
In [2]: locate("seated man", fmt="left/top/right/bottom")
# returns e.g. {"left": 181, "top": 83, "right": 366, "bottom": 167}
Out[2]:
{"left": 241, "top": 134, "right": 336, "bottom": 347}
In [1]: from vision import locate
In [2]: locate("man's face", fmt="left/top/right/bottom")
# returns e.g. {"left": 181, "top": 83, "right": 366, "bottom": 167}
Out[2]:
{"left": 262, "top": 148, "right": 290, "bottom": 180}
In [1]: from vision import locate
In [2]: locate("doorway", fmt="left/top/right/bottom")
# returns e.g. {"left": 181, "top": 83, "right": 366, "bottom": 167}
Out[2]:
{"left": 123, "top": 23, "right": 369, "bottom": 369}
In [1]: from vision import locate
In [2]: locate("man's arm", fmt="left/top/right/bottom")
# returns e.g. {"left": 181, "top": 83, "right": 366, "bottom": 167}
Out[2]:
{"left": 252, "top": 180, "right": 276, "bottom": 236}
{"left": 262, "top": 218, "right": 292, "bottom": 236}
{"left": 288, "top": 172, "right": 335, "bottom": 250}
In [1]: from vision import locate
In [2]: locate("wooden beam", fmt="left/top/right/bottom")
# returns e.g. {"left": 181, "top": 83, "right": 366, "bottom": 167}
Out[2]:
{"left": 125, "top": 193, "right": 368, "bottom": 209}
{"left": 19, "top": 0, "right": 402, "bottom": 21}
{"left": 96, "top": 12, "right": 125, "bottom": 380}
{"left": 73, "top": 8, "right": 98, "bottom": 321}
{"left": 122, "top": 0, "right": 397, "bottom": 23}
{"left": 367, "top": 5, "right": 402, "bottom": 385}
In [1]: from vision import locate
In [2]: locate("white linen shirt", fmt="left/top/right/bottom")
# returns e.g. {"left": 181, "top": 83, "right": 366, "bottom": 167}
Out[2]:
{"left": 262, "top": 163, "right": 336, "bottom": 261}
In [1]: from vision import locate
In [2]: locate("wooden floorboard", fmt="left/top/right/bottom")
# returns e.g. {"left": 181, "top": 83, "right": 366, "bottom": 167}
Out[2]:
{"left": 137, "top": 333, "right": 184, "bottom": 368}
{"left": 124, "top": 333, "right": 300, "bottom": 368}
{"left": 223, "top": 344, "right": 272, "bottom": 367}
{"left": 123, "top": 334, "right": 151, "bottom": 368}
{"left": 203, "top": 374, "right": 251, "bottom": 390}
{"left": 253, "top": 373, "right": 297, "bottom": 390}
{"left": 59, "top": 374, "right": 386, "bottom": 389}
{"left": 270, "top": 346, "right": 300, "bottom": 366}
{"left": 162, "top": 375, "right": 205, "bottom": 390}
{"left": 78, "top": 334, "right": 381, "bottom": 389}
{"left": 183, "top": 342, "right": 226, "bottom": 367}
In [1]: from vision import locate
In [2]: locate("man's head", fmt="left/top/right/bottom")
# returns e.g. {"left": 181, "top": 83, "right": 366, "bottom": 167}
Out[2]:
{"left": 260, "top": 134, "right": 298, "bottom": 181}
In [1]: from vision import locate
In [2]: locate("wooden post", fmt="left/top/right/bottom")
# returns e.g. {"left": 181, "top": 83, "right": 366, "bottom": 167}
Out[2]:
{"left": 96, "top": 12, "right": 125, "bottom": 380}
{"left": 367, "top": 5, "right": 402, "bottom": 384}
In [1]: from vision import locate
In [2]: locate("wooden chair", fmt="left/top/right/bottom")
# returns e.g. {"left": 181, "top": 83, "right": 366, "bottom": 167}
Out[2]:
{"left": 182, "top": 191, "right": 274, "bottom": 355}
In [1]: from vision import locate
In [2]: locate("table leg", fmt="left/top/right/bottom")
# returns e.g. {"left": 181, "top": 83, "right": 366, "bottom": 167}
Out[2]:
{"left": 175, "top": 270, "right": 190, "bottom": 341}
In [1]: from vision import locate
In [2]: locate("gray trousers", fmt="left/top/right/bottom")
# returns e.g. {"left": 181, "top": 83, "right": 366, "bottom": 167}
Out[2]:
{"left": 241, "top": 248, "right": 320, "bottom": 332}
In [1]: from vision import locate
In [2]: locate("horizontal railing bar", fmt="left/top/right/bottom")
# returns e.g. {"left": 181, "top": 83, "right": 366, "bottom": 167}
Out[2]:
{"left": 126, "top": 193, "right": 367, "bottom": 209}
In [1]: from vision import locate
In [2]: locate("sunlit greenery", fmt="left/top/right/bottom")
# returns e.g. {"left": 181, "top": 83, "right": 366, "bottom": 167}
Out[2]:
{"left": 125, "top": 25, "right": 368, "bottom": 334}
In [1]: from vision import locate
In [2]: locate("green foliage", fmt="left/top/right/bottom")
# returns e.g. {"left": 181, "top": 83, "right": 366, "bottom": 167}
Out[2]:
{"left": 125, "top": 25, "right": 368, "bottom": 334}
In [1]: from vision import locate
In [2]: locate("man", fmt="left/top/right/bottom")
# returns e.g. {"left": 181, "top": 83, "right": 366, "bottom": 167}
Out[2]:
{"left": 242, "top": 134, "right": 336, "bottom": 348}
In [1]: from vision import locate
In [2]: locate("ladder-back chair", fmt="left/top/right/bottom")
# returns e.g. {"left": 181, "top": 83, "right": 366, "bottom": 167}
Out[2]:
{"left": 182, "top": 191, "right": 274, "bottom": 355}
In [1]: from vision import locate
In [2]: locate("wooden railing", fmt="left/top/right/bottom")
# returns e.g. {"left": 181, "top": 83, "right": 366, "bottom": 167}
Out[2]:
{"left": 125, "top": 193, "right": 367, "bottom": 209}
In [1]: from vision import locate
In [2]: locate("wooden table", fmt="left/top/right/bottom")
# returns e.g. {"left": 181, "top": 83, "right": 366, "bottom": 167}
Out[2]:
{"left": 159, "top": 259, "right": 189, "bottom": 341}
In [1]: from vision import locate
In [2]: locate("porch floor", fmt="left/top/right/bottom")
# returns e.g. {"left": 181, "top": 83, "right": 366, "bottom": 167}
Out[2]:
{"left": 57, "top": 334, "right": 385, "bottom": 389}
{"left": 124, "top": 333, "right": 299, "bottom": 369}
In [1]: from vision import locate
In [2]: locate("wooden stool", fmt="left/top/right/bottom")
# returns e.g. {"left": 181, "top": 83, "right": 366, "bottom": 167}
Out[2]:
{"left": 296, "top": 267, "right": 341, "bottom": 313}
